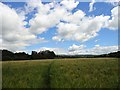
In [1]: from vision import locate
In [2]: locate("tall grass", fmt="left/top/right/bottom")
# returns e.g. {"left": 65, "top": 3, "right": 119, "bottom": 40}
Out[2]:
{"left": 2, "top": 60, "right": 52, "bottom": 88}
{"left": 2, "top": 58, "right": 119, "bottom": 88}
{"left": 50, "top": 58, "right": 118, "bottom": 88}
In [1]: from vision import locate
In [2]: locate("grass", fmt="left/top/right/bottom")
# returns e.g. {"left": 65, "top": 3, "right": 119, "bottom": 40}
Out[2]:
{"left": 2, "top": 58, "right": 119, "bottom": 88}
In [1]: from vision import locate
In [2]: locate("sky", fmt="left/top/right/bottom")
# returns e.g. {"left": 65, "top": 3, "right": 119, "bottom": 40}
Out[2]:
{"left": 0, "top": 0, "right": 119, "bottom": 55}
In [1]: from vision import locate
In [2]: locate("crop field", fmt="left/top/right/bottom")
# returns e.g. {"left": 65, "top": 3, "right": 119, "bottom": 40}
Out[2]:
{"left": 2, "top": 58, "right": 119, "bottom": 88}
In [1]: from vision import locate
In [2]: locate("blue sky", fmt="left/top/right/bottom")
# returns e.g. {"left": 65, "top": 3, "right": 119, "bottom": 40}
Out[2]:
{"left": 1, "top": 0, "right": 119, "bottom": 55}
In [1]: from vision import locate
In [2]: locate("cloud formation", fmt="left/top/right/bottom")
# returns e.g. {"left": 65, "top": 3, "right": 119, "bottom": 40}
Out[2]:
{"left": 32, "top": 44, "right": 118, "bottom": 55}
{"left": 0, "top": 2, "right": 46, "bottom": 51}
{"left": 24, "top": 0, "right": 118, "bottom": 43}
{"left": 69, "top": 44, "right": 118, "bottom": 55}
{"left": 53, "top": 15, "right": 110, "bottom": 42}
{"left": 105, "top": 6, "right": 118, "bottom": 30}
{"left": 28, "top": 0, "right": 79, "bottom": 35}
{"left": 60, "top": 0, "right": 79, "bottom": 10}
{"left": 0, "top": 0, "right": 118, "bottom": 54}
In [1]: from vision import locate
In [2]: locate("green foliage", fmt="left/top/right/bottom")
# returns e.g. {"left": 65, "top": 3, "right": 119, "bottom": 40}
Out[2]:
{"left": 2, "top": 58, "right": 119, "bottom": 88}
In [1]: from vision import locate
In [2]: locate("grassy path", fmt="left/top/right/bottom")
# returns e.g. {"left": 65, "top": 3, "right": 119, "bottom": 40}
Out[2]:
{"left": 44, "top": 60, "right": 55, "bottom": 88}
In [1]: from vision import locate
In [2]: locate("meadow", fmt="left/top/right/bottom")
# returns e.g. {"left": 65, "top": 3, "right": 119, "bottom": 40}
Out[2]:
{"left": 2, "top": 58, "right": 119, "bottom": 88}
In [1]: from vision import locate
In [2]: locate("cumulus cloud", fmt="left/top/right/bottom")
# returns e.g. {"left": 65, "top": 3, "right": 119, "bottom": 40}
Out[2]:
{"left": 53, "top": 15, "right": 110, "bottom": 42}
{"left": 105, "top": 6, "right": 119, "bottom": 30}
{"left": 60, "top": 0, "right": 79, "bottom": 10}
{"left": 28, "top": 0, "right": 77, "bottom": 35}
{"left": 63, "top": 10, "right": 86, "bottom": 24}
{"left": 1, "top": 0, "right": 80, "bottom": 52}
{"left": 29, "top": 5, "right": 67, "bottom": 35}
{"left": 26, "top": 0, "right": 117, "bottom": 42}
{"left": 0, "top": 2, "right": 46, "bottom": 51}
{"left": 69, "top": 44, "right": 118, "bottom": 55}
{"left": 1, "top": 0, "right": 118, "bottom": 53}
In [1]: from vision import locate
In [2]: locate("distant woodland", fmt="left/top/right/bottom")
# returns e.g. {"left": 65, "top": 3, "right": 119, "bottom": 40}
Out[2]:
{"left": 0, "top": 50, "right": 55, "bottom": 61}
{"left": 0, "top": 49, "right": 120, "bottom": 61}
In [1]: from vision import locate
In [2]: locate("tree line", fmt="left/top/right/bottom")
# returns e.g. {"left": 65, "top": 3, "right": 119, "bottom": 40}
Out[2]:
{"left": 0, "top": 50, "right": 55, "bottom": 61}
{"left": 0, "top": 49, "right": 120, "bottom": 61}
{"left": 57, "top": 51, "right": 120, "bottom": 58}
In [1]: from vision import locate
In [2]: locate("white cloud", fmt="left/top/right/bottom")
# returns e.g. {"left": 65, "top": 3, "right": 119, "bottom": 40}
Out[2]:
{"left": 69, "top": 44, "right": 86, "bottom": 52}
{"left": 27, "top": 0, "right": 80, "bottom": 35}
{"left": 52, "top": 36, "right": 63, "bottom": 42}
{"left": 53, "top": 15, "right": 110, "bottom": 42}
{"left": 69, "top": 44, "right": 118, "bottom": 55}
{"left": 0, "top": 2, "right": 46, "bottom": 51}
{"left": 63, "top": 10, "right": 86, "bottom": 24}
{"left": 89, "top": 0, "right": 95, "bottom": 12}
{"left": 35, "top": 47, "right": 68, "bottom": 55}
{"left": 1, "top": 1, "right": 118, "bottom": 53}
{"left": 1, "top": 0, "right": 80, "bottom": 52}
{"left": 27, "top": 45, "right": 118, "bottom": 55}
{"left": 105, "top": 6, "right": 119, "bottom": 30}
{"left": 27, "top": 0, "right": 117, "bottom": 43}
{"left": 60, "top": 0, "right": 79, "bottom": 11}
{"left": 28, "top": 1, "right": 68, "bottom": 35}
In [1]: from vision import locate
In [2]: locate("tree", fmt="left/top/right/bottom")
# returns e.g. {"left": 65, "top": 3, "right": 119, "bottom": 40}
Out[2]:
{"left": 14, "top": 52, "right": 30, "bottom": 60}
{"left": 31, "top": 50, "right": 56, "bottom": 59}
{"left": 2, "top": 50, "right": 14, "bottom": 61}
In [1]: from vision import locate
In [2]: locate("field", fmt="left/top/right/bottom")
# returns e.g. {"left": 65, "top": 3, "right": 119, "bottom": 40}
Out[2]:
{"left": 2, "top": 58, "right": 119, "bottom": 88}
